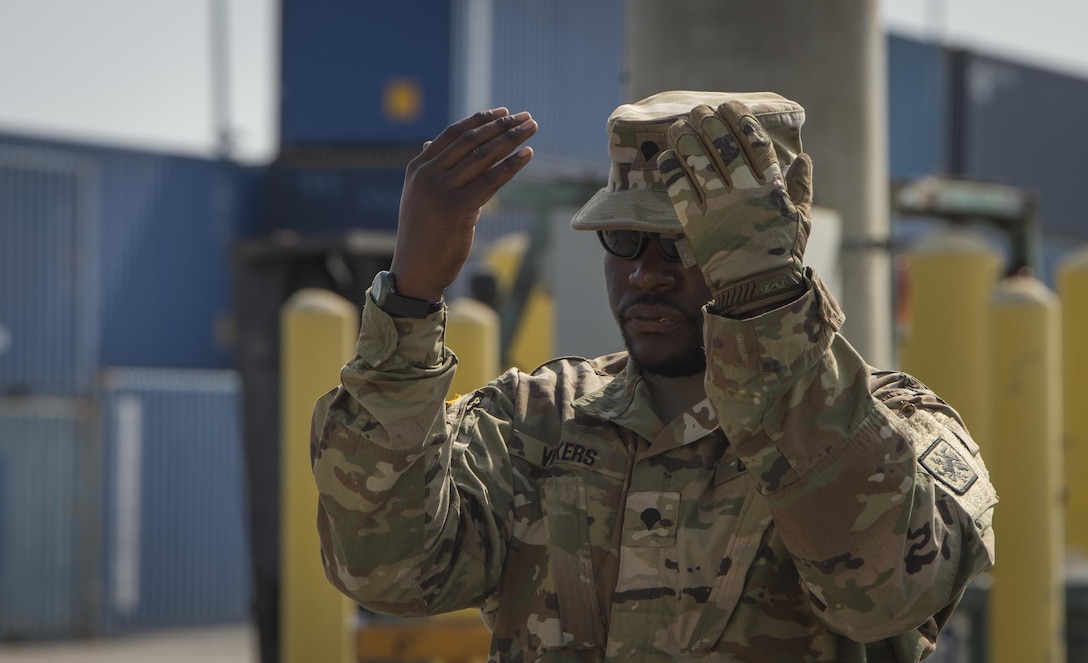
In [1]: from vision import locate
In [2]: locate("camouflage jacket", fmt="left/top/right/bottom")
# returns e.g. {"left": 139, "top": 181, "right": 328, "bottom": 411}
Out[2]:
{"left": 311, "top": 273, "right": 996, "bottom": 662}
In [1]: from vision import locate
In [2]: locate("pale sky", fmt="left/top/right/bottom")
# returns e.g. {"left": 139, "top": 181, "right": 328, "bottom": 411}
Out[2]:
{"left": 0, "top": 0, "right": 275, "bottom": 161}
{"left": 0, "top": 0, "right": 1085, "bottom": 164}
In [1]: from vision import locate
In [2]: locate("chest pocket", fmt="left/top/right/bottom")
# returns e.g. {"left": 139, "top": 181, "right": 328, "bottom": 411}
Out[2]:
{"left": 540, "top": 475, "right": 608, "bottom": 650}
{"left": 684, "top": 465, "right": 774, "bottom": 653}
{"left": 534, "top": 426, "right": 629, "bottom": 653}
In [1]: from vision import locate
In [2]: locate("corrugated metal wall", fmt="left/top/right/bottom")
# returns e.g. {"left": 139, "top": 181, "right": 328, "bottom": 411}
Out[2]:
{"left": 887, "top": 34, "right": 949, "bottom": 180}
{"left": 0, "top": 371, "right": 250, "bottom": 639}
{"left": 0, "top": 134, "right": 246, "bottom": 377}
{"left": 268, "top": 0, "right": 625, "bottom": 237}
{"left": 0, "top": 148, "right": 99, "bottom": 395}
{"left": 278, "top": 0, "right": 622, "bottom": 165}
{"left": 489, "top": 0, "right": 625, "bottom": 179}
{"left": 279, "top": 0, "right": 454, "bottom": 146}
{"left": 1, "top": 132, "right": 255, "bottom": 639}
{"left": 0, "top": 398, "right": 92, "bottom": 639}
{"left": 92, "top": 153, "right": 240, "bottom": 369}
{"left": 957, "top": 49, "right": 1088, "bottom": 274}
{"left": 259, "top": 161, "right": 405, "bottom": 234}
{"left": 96, "top": 368, "right": 250, "bottom": 634}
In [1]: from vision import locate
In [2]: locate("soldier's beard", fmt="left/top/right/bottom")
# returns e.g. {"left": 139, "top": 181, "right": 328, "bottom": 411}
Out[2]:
{"left": 619, "top": 314, "right": 707, "bottom": 378}
{"left": 625, "top": 339, "right": 707, "bottom": 377}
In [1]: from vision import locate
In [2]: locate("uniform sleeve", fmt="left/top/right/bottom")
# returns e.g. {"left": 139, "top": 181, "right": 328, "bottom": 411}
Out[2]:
{"left": 703, "top": 268, "right": 997, "bottom": 643}
{"left": 309, "top": 296, "right": 519, "bottom": 617}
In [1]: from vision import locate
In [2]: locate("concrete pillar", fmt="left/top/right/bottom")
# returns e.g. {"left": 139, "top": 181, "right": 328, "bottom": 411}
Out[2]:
{"left": 626, "top": 0, "right": 891, "bottom": 366}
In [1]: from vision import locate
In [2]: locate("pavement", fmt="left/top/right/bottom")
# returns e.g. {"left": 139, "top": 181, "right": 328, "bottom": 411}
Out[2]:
{"left": 0, "top": 624, "right": 258, "bottom": 663}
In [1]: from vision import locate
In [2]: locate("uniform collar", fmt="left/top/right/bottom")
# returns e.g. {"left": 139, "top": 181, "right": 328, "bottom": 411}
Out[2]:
{"left": 574, "top": 355, "right": 720, "bottom": 451}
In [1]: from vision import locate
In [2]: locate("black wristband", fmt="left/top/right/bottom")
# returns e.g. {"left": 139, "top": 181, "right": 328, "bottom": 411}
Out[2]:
{"left": 369, "top": 271, "right": 444, "bottom": 318}
{"left": 712, "top": 265, "right": 807, "bottom": 317}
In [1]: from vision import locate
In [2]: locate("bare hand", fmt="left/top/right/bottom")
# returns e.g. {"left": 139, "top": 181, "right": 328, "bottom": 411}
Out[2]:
{"left": 390, "top": 108, "right": 537, "bottom": 302}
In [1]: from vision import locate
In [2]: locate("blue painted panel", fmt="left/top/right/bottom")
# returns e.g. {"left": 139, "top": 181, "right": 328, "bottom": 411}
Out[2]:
{"left": 886, "top": 33, "right": 950, "bottom": 179}
{"left": 280, "top": 0, "right": 453, "bottom": 146}
{"left": 490, "top": 0, "right": 625, "bottom": 177}
{"left": 0, "top": 399, "right": 87, "bottom": 639}
{"left": 270, "top": 0, "right": 624, "bottom": 233}
{"left": 0, "top": 133, "right": 252, "bottom": 380}
{"left": 278, "top": 0, "right": 623, "bottom": 175}
{"left": 959, "top": 51, "right": 1088, "bottom": 240}
{"left": 92, "top": 152, "right": 240, "bottom": 369}
{"left": 261, "top": 163, "right": 404, "bottom": 233}
{"left": 0, "top": 148, "right": 98, "bottom": 395}
{"left": 1041, "top": 232, "right": 1087, "bottom": 288}
{"left": 98, "top": 368, "right": 250, "bottom": 633}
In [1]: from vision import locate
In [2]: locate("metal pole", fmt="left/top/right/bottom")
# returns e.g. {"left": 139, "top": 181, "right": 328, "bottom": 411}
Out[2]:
{"left": 626, "top": 0, "right": 891, "bottom": 367}
{"left": 209, "top": 0, "right": 233, "bottom": 159}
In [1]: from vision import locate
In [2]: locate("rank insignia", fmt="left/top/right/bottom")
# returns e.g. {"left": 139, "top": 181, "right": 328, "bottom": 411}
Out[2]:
{"left": 920, "top": 437, "right": 978, "bottom": 495}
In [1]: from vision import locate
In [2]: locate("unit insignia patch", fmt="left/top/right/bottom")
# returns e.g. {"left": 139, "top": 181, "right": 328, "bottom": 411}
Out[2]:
{"left": 920, "top": 437, "right": 978, "bottom": 495}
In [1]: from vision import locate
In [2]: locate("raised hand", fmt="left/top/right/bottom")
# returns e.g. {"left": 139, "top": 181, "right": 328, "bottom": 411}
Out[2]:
{"left": 391, "top": 108, "right": 537, "bottom": 302}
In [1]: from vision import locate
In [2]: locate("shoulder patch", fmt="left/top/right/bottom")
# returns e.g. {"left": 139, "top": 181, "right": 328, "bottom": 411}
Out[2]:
{"left": 920, "top": 437, "right": 978, "bottom": 495}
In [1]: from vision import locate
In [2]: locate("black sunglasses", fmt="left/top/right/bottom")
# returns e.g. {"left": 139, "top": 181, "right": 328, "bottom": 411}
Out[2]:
{"left": 597, "top": 230, "right": 684, "bottom": 262}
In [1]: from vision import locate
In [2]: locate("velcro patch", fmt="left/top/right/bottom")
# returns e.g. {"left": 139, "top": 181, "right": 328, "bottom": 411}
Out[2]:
{"left": 920, "top": 437, "right": 978, "bottom": 495}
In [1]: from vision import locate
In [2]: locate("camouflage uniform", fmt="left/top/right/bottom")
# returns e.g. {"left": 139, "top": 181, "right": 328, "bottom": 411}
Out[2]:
{"left": 311, "top": 92, "right": 996, "bottom": 662}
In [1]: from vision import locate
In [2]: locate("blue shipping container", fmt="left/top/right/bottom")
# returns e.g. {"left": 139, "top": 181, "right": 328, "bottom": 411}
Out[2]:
{"left": 958, "top": 51, "right": 1088, "bottom": 243}
{"left": 260, "top": 163, "right": 405, "bottom": 234}
{"left": 97, "top": 368, "right": 250, "bottom": 634}
{"left": 886, "top": 33, "right": 950, "bottom": 180}
{"left": 0, "top": 147, "right": 99, "bottom": 395}
{"left": 0, "top": 398, "right": 91, "bottom": 639}
{"left": 0, "top": 134, "right": 251, "bottom": 394}
{"left": 280, "top": 0, "right": 453, "bottom": 146}
{"left": 270, "top": 0, "right": 624, "bottom": 234}
{"left": 278, "top": 0, "right": 624, "bottom": 178}
{"left": 489, "top": 0, "right": 624, "bottom": 179}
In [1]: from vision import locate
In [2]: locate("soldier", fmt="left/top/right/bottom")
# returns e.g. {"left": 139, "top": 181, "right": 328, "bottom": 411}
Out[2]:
{"left": 310, "top": 91, "right": 996, "bottom": 662}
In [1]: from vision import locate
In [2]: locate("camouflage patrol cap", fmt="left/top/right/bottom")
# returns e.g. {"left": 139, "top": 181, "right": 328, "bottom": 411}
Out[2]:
{"left": 570, "top": 90, "right": 805, "bottom": 232}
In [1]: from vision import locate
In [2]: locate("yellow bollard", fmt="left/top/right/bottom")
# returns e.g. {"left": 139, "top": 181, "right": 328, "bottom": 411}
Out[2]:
{"left": 987, "top": 275, "right": 1065, "bottom": 663}
{"left": 901, "top": 226, "right": 1002, "bottom": 447}
{"left": 511, "top": 288, "right": 555, "bottom": 371}
{"left": 484, "top": 233, "right": 555, "bottom": 371}
{"left": 445, "top": 296, "right": 500, "bottom": 400}
{"left": 1059, "top": 247, "right": 1088, "bottom": 556}
{"left": 281, "top": 288, "right": 358, "bottom": 663}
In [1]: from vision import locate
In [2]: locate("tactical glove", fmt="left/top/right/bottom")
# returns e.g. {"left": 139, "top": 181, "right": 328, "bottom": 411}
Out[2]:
{"left": 657, "top": 101, "right": 813, "bottom": 317}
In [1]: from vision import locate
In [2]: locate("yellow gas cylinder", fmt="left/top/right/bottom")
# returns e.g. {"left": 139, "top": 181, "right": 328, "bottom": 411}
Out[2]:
{"left": 485, "top": 233, "right": 555, "bottom": 371}
{"left": 1058, "top": 246, "right": 1088, "bottom": 556}
{"left": 987, "top": 274, "right": 1064, "bottom": 663}
{"left": 280, "top": 288, "right": 358, "bottom": 663}
{"left": 902, "top": 226, "right": 1002, "bottom": 448}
